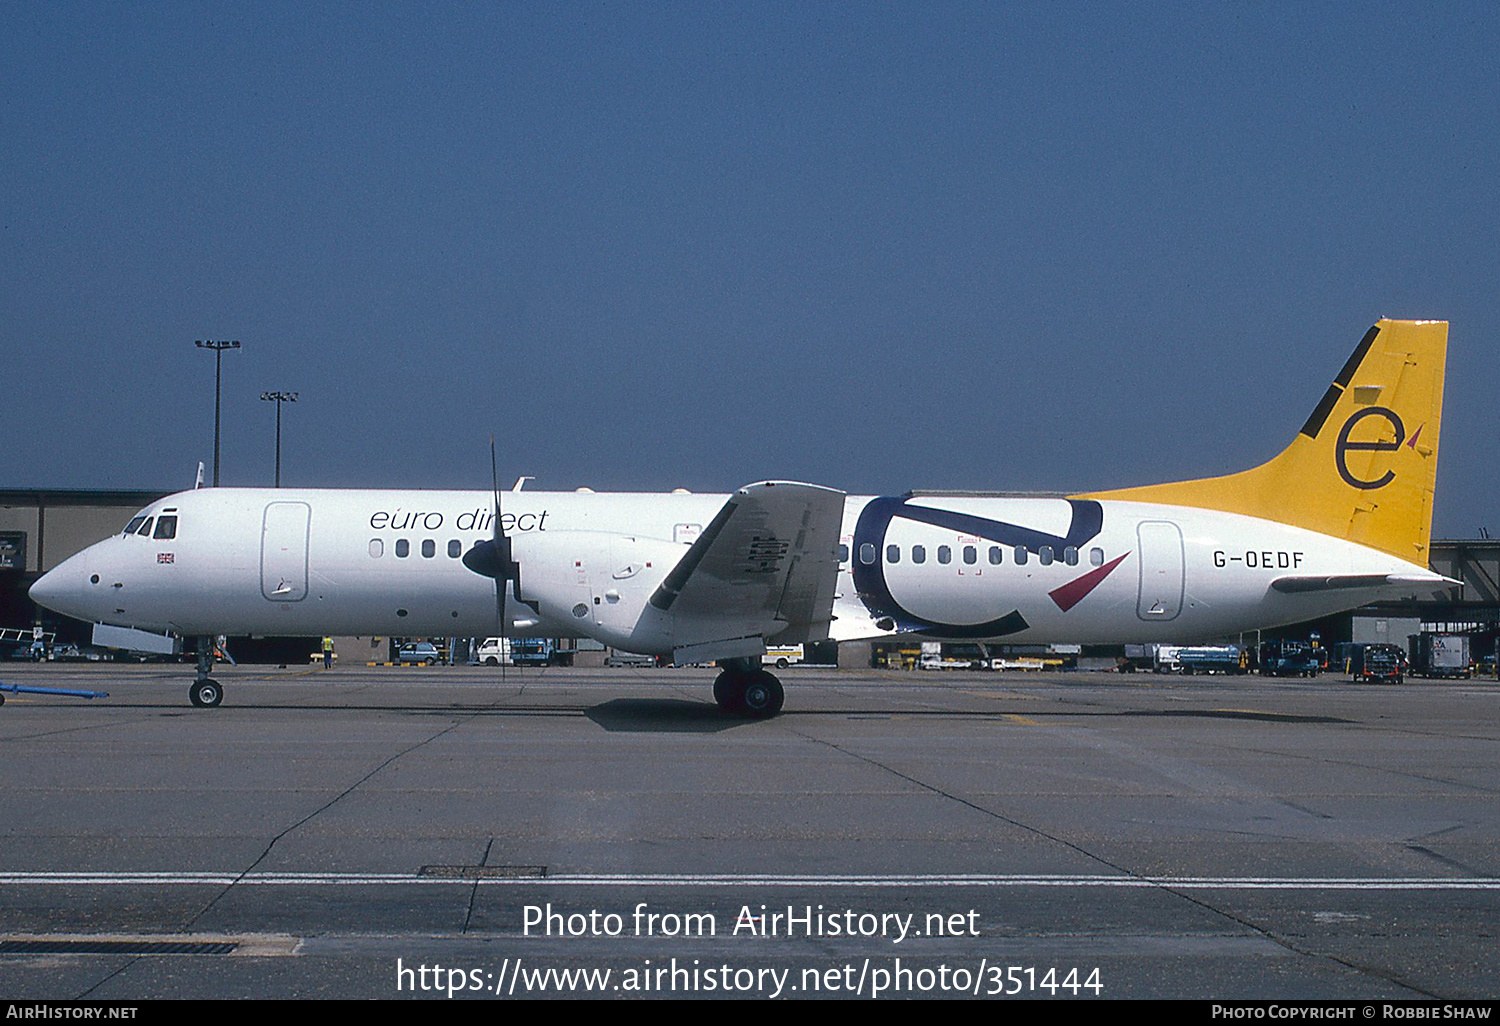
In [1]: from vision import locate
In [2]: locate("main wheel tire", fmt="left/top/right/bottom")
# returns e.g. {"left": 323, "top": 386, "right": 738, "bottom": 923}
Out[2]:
{"left": 190, "top": 679, "right": 223, "bottom": 708}
{"left": 739, "top": 670, "right": 784, "bottom": 718}
{"left": 712, "top": 671, "right": 737, "bottom": 711}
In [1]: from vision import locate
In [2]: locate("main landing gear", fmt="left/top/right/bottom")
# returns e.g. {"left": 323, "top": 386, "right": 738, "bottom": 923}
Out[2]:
{"left": 712, "top": 658, "right": 784, "bottom": 718}
{"left": 190, "top": 636, "right": 222, "bottom": 708}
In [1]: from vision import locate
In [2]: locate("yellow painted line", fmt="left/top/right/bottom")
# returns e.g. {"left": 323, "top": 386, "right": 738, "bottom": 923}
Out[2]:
{"left": 1002, "top": 714, "right": 1044, "bottom": 727}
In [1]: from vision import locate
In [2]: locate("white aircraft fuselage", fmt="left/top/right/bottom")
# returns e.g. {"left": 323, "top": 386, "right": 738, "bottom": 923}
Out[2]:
{"left": 30, "top": 485, "right": 1440, "bottom": 651}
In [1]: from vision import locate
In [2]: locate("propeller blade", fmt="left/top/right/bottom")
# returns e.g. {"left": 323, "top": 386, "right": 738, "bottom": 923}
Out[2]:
{"left": 491, "top": 437, "right": 505, "bottom": 638}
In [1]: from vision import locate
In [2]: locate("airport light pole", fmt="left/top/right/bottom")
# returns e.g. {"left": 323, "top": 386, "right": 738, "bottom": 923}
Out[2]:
{"left": 195, "top": 340, "right": 241, "bottom": 487}
{"left": 260, "top": 391, "right": 298, "bottom": 488}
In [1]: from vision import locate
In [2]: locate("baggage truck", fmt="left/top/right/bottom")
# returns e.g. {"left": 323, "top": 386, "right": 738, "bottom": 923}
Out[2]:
{"left": 1343, "top": 642, "right": 1406, "bottom": 684}
{"left": 1409, "top": 633, "right": 1472, "bottom": 679}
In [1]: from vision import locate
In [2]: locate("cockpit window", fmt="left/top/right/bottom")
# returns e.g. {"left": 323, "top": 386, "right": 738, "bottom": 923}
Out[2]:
{"left": 136, "top": 517, "right": 155, "bottom": 537}
{"left": 153, "top": 515, "right": 178, "bottom": 540}
{"left": 124, "top": 516, "right": 147, "bottom": 536}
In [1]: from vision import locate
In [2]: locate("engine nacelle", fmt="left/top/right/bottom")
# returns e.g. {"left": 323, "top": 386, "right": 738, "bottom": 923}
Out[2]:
{"left": 511, "top": 530, "right": 687, "bottom": 653}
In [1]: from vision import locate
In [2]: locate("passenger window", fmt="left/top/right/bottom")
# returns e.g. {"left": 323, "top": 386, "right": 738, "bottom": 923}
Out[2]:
{"left": 153, "top": 516, "right": 178, "bottom": 540}
{"left": 1014, "top": 546, "right": 1028, "bottom": 565}
{"left": 124, "top": 516, "right": 147, "bottom": 536}
{"left": 1064, "top": 546, "right": 1078, "bottom": 566}
{"left": 395, "top": 539, "right": 410, "bottom": 558}
{"left": 859, "top": 543, "right": 876, "bottom": 565}
{"left": 963, "top": 545, "right": 977, "bottom": 565}
{"left": 1090, "top": 547, "right": 1105, "bottom": 566}
{"left": 838, "top": 544, "right": 849, "bottom": 562}
{"left": 886, "top": 544, "right": 900, "bottom": 564}
{"left": 369, "top": 539, "right": 384, "bottom": 558}
{"left": 421, "top": 539, "right": 435, "bottom": 558}
{"left": 938, "top": 545, "right": 952, "bottom": 565}
{"left": 448, "top": 539, "right": 461, "bottom": 558}
{"left": 912, "top": 545, "right": 926, "bottom": 564}
{"left": 136, "top": 517, "right": 154, "bottom": 537}
{"left": 988, "top": 546, "right": 1003, "bottom": 565}
{"left": 1039, "top": 546, "right": 1054, "bottom": 565}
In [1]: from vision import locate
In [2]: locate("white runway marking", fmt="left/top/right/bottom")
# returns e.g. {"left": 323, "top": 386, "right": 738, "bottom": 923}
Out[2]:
{"left": 0, "top": 872, "right": 1497, "bottom": 890}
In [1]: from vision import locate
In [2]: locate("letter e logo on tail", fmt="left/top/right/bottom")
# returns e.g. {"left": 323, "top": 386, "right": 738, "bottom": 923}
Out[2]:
{"left": 1335, "top": 407, "right": 1405, "bottom": 490}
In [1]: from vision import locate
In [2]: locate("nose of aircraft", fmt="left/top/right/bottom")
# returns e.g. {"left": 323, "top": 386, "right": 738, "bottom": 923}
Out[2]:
{"left": 29, "top": 555, "right": 94, "bottom": 621}
{"left": 28, "top": 567, "right": 62, "bottom": 610}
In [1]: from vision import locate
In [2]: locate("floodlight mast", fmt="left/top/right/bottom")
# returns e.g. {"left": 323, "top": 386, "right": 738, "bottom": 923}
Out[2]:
{"left": 195, "top": 339, "right": 241, "bottom": 487}
{"left": 260, "top": 391, "right": 299, "bottom": 487}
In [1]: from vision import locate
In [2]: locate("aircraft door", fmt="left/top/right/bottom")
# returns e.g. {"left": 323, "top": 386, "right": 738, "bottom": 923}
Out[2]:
{"left": 261, "top": 501, "right": 311, "bottom": 601}
{"left": 1136, "top": 520, "right": 1184, "bottom": 621}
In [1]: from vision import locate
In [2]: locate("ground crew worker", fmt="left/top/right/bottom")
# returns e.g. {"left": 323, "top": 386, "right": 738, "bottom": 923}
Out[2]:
{"left": 322, "top": 636, "right": 334, "bottom": 669}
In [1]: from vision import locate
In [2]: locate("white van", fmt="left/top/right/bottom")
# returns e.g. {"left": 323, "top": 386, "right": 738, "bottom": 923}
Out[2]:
{"left": 763, "top": 645, "right": 804, "bottom": 669}
{"left": 473, "top": 638, "right": 511, "bottom": 666}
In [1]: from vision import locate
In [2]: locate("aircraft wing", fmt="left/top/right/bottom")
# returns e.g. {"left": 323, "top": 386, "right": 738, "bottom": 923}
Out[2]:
{"left": 1271, "top": 572, "right": 1457, "bottom": 594}
{"left": 649, "top": 481, "right": 845, "bottom": 659}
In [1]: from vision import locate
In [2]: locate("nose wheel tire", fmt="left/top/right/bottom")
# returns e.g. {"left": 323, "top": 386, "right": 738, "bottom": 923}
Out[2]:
{"left": 190, "top": 679, "right": 223, "bottom": 708}
{"left": 712, "top": 669, "right": 784, "bottom": 718}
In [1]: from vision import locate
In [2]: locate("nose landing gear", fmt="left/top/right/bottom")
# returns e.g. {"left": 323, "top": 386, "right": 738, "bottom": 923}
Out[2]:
{"left": 712, "top": 658, "right": 784, "bottom": 718}
{"left": 190, "top": 637, "right": 223, "bottom": 707}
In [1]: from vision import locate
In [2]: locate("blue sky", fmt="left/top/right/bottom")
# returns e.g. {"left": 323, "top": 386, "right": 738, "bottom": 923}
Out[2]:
{"left": 2, "top": 3, "right": 1496, "bottom": 537}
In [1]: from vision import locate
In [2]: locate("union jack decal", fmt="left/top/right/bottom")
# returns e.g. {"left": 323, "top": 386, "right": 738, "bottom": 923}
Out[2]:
{"left": 157, "top": 552, "right": 174, "bottom": 564}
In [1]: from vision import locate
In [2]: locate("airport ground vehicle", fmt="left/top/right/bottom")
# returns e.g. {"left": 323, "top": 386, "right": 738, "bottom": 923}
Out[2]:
{"left": 512, "top": 638, "right": 574, "bottom": 667}
{"left": 1177, "top": 646, "right": 1248, "bottom": 675}
{"left": 1342, "top": 642, "right": 1406, "bottom": 684}
{"left": 1259, "top": 639, "right": 1322, "bottom": 677}
{"left": 396, "top": 641, "right": 441, "bottom": 665}
{"left": 1153, "top": 645, "right": 1184, "bottom": 673}
{"left": 605, "top": 650, "right": 656, "bottom": 667}
{"left": 764, "top": 645, "right": 804, "bottom": 669}
{"left": 48, "top": 643, "right": 107, "bottom": 662}
{"left": 918, "top": 641, "right": 990, "bottom": 670}
{"left": 472, "top": 637, "right": 511, "bottom": 666}
{"left": 1409, "top": 632, "right": 1472, "bottom": 679}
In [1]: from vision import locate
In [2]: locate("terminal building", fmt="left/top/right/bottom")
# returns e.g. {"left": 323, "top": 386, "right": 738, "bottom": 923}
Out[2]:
{"left": 3, "top": 487, "right": 1497, "bottom": 670}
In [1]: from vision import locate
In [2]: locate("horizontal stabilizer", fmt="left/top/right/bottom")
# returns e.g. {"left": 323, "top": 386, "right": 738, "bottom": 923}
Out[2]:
{"left": 1271, "top": 573, "right": 1456, "bottom": 594}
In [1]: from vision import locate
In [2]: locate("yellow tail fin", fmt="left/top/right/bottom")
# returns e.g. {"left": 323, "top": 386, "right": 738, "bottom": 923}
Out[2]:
{"left": 1078, "top": 319, "right": 1448, "bottom": 562}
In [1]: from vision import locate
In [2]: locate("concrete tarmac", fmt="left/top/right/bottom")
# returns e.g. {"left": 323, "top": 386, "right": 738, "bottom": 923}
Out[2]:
{"left": 0, "top": 662, "right": 1496, "bottom": 1000}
